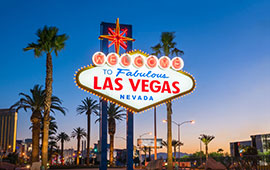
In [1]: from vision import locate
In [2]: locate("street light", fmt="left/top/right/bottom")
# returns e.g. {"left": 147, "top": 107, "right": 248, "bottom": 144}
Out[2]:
{"left": 198, "top": 136, "right": 203, "bottom": 164}
{"left": 138, "top": 132, "right": 152, "bottom": 167}
{"left": 163, "top": 119, "right": 195, "bottom": 166}
{"left": 139, "top": 132, "right": 152, "bottom": 138}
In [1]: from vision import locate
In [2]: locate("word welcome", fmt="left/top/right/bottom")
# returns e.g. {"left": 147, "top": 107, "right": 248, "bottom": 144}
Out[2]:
{"left": 92, "top": 52, "right": 184, "bottom": 70}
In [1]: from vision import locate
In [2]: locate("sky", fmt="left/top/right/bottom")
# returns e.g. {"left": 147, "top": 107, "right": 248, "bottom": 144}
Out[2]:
{"left": 0, "top": 0, "right": 270, "bottom": 154}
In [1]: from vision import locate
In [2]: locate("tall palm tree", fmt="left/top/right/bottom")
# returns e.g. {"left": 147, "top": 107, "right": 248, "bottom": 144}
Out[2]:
{"left": 11, "top": 85, "right": 65, "bottom": 163}
{"left": 71, "top": 127, "right": 86, "bottom": 165}
{"left": 24, "top": 26, "right": 68, "bottom": 168}
{"left": 96, "top": 103, "right": 126, "bottom": 166}
{"left": 35, "top": 116, "right": 59, "bottom": 155}
{"left": 142, "top": 146, "right": 148, "bottom": 165}
{"left": 56, "top": 132, "right": 70, "bottom": 165}
{"left": 48, "top": 137, "right": 58, "bottom": 165}
{"left": 163, "top": 140, "right": 183, "bottom": 158}
{"left": 40, "top": 116, "right": 59, "bottom": 140}
{"left": 151, "top": 32, "right": 184, "bottom": 170}
{"left": 172, "top": 140, "right": 183, "bottom": 158}
{"left": 76, "top": 97, "right": 98, "bottom": 166}
{"left": 199, "top": 134, "right": 215, "bottom": 160}
{"left": 11, "top": 85, "right": 43, "bottom": 163}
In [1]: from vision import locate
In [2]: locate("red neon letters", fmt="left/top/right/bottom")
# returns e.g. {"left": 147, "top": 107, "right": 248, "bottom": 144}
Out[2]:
{"left": 92, "top": 52, "right": 184, "bottom": 71}
{"left": 107, "top": 53, "right": 118, "bottom": 66}
{"left": 94, "top": 76, "right": 180, "bottom": 94}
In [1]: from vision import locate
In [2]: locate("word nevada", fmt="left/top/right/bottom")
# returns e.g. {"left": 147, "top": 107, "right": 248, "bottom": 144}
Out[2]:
{"left": 75, "top": 50, "right": 195, "bottom": 112}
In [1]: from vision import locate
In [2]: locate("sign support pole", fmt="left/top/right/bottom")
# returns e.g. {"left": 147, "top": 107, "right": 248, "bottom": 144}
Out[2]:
{"left": 125, "top": 25, "right": 133, "bottom": 170}
{"left": 99, "top": 23, "right": 108, "bottom": 170}
{"left": 154, "top": 106, "right": 157, "bottom": 160}
{"left": 99, "top": 99, "right": 107, "bottom": 170}
{"left": 126, "top": 111, "right": 134, "bottom": 170}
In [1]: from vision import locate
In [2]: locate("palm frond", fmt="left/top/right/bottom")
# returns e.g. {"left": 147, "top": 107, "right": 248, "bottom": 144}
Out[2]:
{"left": 25, "top": 25, "right": 68, "bottom": 56}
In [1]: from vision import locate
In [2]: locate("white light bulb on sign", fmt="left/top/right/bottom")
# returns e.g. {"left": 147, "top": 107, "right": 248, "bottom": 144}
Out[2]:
{"left": 92, "top": 52, "right": 106, "bottom": 66}
{"left": 146, "top": 55, "right": 158, "bottom": 69}
{"left": 171, "top": 57, "right": 184, "bottom": 70}
{"left": 120, "top": 53, "right": 132, "bottom": 67}
{"left": 107, "top": 53, "right": 119, "bottom": 67}
{"left": 158, "top": 56, "right": 171, "bottom": 69}
{"left": 133, "top": 54, "right": 145, "bottom": 68}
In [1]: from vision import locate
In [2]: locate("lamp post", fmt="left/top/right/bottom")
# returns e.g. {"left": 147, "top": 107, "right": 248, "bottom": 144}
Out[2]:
{"left": 163, "top": 119, "right": 195, "bottom": 166}
{"left": 138, "top": 132, "right": 152, "bottom": 168}
{"left": 198, "top": 136, "right": 202, "bottom": 164}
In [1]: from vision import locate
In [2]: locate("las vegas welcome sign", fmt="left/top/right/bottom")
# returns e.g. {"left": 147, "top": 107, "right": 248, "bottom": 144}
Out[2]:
{"left": 75, "top": 50, "right": 196, "bottom": 113}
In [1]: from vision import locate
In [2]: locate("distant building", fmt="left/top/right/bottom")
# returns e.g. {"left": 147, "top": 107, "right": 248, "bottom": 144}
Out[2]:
{"left": 230, "top": 133, "right": 270, "bottom": 156}
{"left": 230, "top": 140, "right": 251, "bottom": 157}
{"left": 15, "top": 139, "right": 32, "bottom": 160}
{"left": 251, "top": 134, "right": 270, "bottom": 153}
{"left": 0, "top": 109, "right": 18, "bottom": 152}
{"left": 63, "top": 148, "right": 74, "bottom": 164}
{"left": 16, "top": 140, "right": 24, "bottom": 155}
{"left": 24, "top": 138, "right": 32, "bottom": 157}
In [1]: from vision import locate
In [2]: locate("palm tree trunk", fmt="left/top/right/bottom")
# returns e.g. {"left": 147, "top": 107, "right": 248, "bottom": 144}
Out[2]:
{"left": 61, "top": 140, "right": 64, "bottom": 165}
{"left": 167, "top": 102, "right": 173, "bottom": 170}
{"left": 206, "top": 144, "right": 208, "bottom": 160}
{"left": 31, "top": 119, "right": 41, "bottom": 163}
{"left": 174, "top": 146, "right": 176, "bottom": 158}
{"left": 144, "top": 151, "right": 147, "bottom": 164}
{"left": 49, "top": 145, "right": 53, "bottom": 165}
{"left": 77, "top": 138, "right": 80, "bottom": 165}
{"left": 109, "top": 134, "right": 114, "bottom": 166}
{"left": 148, "top": 147, "right": 151, "bottom": 161}
{"left": 42, "top": 53, "right": 53, "bottom": 169}
{"left": 86, "top": 113, "right": 90, "bottom": 166}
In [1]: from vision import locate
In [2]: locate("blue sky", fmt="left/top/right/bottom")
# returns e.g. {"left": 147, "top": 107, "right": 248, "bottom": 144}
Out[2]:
{"left": 0, "top": 0, "right": 269, "bottom": 153}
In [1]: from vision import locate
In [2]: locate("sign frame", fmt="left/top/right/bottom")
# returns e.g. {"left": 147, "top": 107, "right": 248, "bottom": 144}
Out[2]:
{"left": 75, "top": 50, "right": 196, "bottom": 113}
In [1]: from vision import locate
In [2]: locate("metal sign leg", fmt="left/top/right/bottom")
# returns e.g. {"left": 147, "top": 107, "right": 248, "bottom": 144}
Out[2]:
{"left": 126, "top": 111, "right": 134, "bottom": 170}
{"left": 99, "top": 99, "right": 107, "bottom": 170}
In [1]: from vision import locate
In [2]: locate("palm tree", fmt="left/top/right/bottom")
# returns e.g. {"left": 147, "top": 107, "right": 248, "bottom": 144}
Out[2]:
{"left": 142, "top": 146, "right": 148, "bottom": 165}
{"left": 24, "top": 26, "right": 68, "bottom": 168}
{"left": 151, "top": 32, "right": 184, "bottom": 170}
{"left": 71, "top": 127, "right": 86, "bottom": 165}
{"left": 11, "top": 85, "right": 43, "bottom": 163}
{"left": 217, "top": 148, "right": 224, "bottom": 153}
{"left": 40, "top": 116, "right": 59, "bottom": 140}
{"left": 11, "top": 85, "right": 65, "bottom": 163}
{"left": 56, "top": 132, "right": 70, "bottom": 165}
{"left": 76, "top": 97, "right": 98, "bottom": 166}
{"left": 96, "top": 102, "right": 125, "bottom": 166}
{"left": 31, "top": 116, "right": 60, "bottom": 149}
{"left": 199, "top": 134, "right": 215, "bottom": 160}
{"left": 48, "top": 137, "right": 58, "bottom": 165}
{"left": 172, "top": 140, "right": 183, "bottom": 158}
{"left": 163, "top": 140, "right": 183, "bottom": 158}
{"left": 162, "top": 140, "right": 168, "bottom": 149}
{"left": 148, "top": 147, "right": 152, "bottom": 161}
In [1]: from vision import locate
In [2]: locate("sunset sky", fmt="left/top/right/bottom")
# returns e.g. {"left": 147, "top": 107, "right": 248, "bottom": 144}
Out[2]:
{"left": 0, "top": 0, "right": 270, "bottom": 154}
